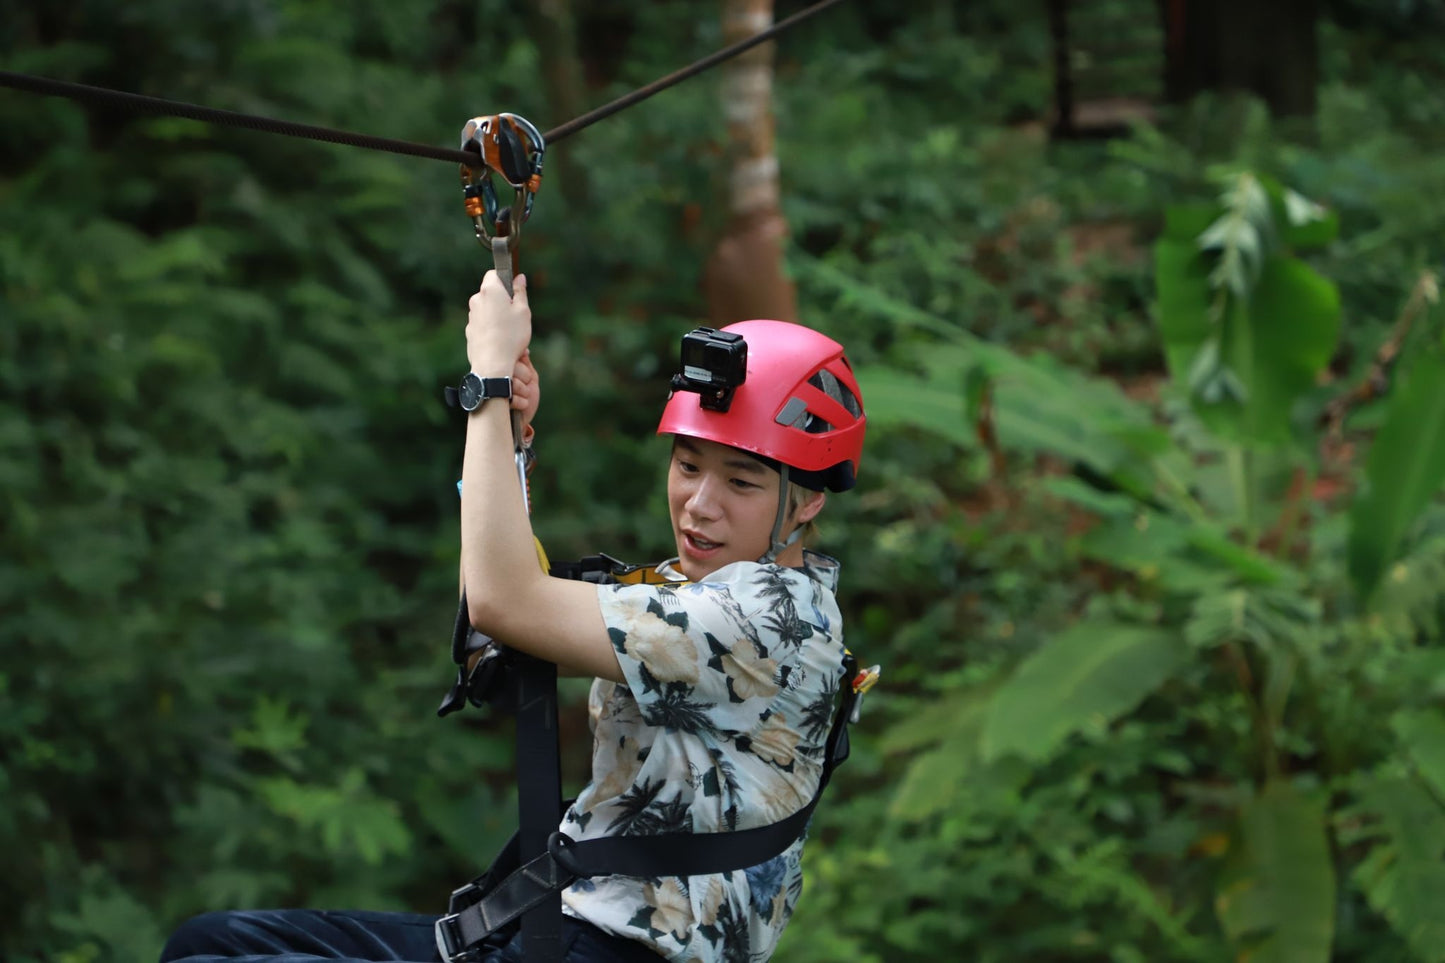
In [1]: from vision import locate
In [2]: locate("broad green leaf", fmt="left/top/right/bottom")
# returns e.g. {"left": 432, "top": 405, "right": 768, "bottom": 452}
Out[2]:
{"left": 889, "top": 695, "right": 989, "bottom": 821}
{"left": 881, "top": 688, "right": 991, "bottom": 755}
{"left": 1348, "top": 351, "right": 1445, "bottom": 599}
{"left": 1345, "top": 775, "right": 1445, "bottom": 963}
{"left": 1184, "top": 526, "right": 1289, "bottom": 585}
{"left": 981, "top": 622, "right": 1188, "bottom": 762}
{"left": 859, "top": 341, "right": 1169, "bottom": 499}
{"left": 1216, "top": 781, "right": 1335, "bottom": 963}
{"left": 1157, "top": 215, "right": 1342, "bottom": 447}
{"left": 1077, "top": 505, "right": 1285, "bottom": 591}
{"left": 1079, "top": 512, "right": 1208, "bottom": 592}
{"left": 1163, "top": 202, "right": 1222, "bottom": 242}
{"left": 1392, "top": 709, "right": 1445, "bottom": 801}
{"left": 1037, "top": 474, "right": 1138, "bottom": 519}
{"left": 991, "top": 374, "right": 1167, "bottom": 490}
{"left": 1154, "top": 237, "right": 1214, "bottom": 384}
{"left": 1219, "top": 256, "right": 1341, "bottom": 445}
{"left": 855, "top": 366, "right": 975, "bottom": 449}
{"left": 1189, "top": 257, "right": 1341, "bottom": 445}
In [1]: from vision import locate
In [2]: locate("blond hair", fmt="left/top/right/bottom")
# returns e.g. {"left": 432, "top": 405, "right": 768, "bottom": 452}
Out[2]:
{"left": 787, "top": 481, "right": 822, "bottom": 544}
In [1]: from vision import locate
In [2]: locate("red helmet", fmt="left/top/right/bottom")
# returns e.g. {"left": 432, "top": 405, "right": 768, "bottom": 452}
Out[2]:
{"left": 657, "top": 320, "right": 865, "bottom": 492}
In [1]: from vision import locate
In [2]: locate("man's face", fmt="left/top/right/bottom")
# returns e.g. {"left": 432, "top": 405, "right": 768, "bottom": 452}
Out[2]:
{"left": 666, "top": 436, "right": 781, "bottom": 582}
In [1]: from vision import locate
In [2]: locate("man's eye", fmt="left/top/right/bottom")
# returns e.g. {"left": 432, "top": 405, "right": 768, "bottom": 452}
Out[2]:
{"left": 730, "top": 478, "right": 757, "bottom": 490}
{"left": 677, "top": 460, "right": 698, "bottom": 473}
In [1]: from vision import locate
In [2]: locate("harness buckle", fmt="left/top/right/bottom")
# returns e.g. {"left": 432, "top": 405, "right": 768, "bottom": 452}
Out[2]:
{"left": 435, "top": 875, "right": 492, "bottom": 963}
{"left": 434, "top": 911, "right": 475, "bottom": 963}
{"left": 446, "top": 876, "right": 486, "bottom": 914}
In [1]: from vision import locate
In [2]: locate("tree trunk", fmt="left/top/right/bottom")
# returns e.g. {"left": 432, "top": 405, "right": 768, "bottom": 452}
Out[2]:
{"left": 1161, "top": 0, "right": 1319, "bottom": 118}
{"left": 702, "top": 0, "right": 798, "bottom": 326}
{"left": 522, "top": 0, "right": 590, "bottom": 208}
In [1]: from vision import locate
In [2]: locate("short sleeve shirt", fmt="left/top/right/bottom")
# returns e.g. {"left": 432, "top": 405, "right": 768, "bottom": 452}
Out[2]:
{"left": 559, "top": 551, "right": 846, "bottom": 963}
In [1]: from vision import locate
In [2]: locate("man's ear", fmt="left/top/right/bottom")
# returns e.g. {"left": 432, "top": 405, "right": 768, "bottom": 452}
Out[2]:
{"left": 795, "top": 490, "right": 826, "bottom": 525}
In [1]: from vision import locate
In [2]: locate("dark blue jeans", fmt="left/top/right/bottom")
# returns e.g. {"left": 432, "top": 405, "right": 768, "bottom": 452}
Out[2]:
{"left": 159, "top": 909, "right": 661, "bottom": 963}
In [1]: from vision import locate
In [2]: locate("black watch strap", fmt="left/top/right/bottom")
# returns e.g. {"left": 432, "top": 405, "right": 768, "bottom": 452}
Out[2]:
{"left": 449, "top": 373, "right": 513, "bottom": 411}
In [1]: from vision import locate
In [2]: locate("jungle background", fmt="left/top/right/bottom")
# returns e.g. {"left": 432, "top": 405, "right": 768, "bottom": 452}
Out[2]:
{"left": 5, "top": 0, "right": 1445, "bottom": 960}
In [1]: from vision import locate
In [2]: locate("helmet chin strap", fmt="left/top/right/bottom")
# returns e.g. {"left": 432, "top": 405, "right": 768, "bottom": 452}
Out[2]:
{"left": 761, "top": 465, "right": 803, "bottom": 564}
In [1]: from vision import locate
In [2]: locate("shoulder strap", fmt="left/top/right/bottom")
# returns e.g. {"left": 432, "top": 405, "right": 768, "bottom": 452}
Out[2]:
{"left": 512, "top": 651, "right": 565, "bottom": 963}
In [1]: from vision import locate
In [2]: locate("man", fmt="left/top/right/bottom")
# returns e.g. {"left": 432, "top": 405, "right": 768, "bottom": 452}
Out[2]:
{"left": 162, "top": 271, "right": 866, "bottom": 962}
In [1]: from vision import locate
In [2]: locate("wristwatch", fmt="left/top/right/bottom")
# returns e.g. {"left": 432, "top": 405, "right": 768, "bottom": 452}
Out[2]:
{"left": 457, "top": 373, "right": 512, "bottom": 412}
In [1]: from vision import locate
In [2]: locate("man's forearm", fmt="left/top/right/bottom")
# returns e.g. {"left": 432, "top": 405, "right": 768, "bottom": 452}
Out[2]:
{"left": 458, "top": 373, "right": 539, "bottom": 631}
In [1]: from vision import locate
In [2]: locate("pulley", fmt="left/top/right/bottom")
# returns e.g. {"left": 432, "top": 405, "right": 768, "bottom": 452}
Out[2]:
{"left": 459, "top": 113, "right": 545, "bottom": 254}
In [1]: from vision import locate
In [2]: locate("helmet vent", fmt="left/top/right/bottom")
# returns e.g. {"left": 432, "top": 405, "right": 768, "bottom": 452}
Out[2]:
{"left": 809, "top": 370, "right": 861, "bottom": 418}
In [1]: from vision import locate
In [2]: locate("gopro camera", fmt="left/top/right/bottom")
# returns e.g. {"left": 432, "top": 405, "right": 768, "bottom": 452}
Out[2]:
{"left": 671, "top": 327, "right": 748, "bottom": 412}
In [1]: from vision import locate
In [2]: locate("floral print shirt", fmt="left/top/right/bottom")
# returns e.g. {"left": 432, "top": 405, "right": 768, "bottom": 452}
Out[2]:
{"left": 560, "top": 551, "right": 846, "bottom": 963}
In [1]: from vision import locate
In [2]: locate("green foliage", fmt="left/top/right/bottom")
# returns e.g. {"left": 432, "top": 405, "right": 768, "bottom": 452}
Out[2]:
{"left": 799, "top": 67, "right": 1445, "bottom": 963}
{"left": 1216, "top": 782, "right": 1335, "bottom": 963}
{"left": 1349, "top": 329, "right": 1445, "bottom": 597}
{"left": 1159, "top": 177, "right": 1342, "bottom": 443}
{"left": 980, "top": 623, "right": 1187, "bottom": 764}
{"left": 1343, "top": 771, "right": 1445, "bottom": 963}
{"left": 5, "top": 2, "right": 1445, "bottom": 962}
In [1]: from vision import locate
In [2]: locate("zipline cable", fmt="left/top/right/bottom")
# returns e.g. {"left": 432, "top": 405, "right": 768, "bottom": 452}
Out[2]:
{"left": 0, "top": 0, "right": 849, "bottom": 164}
{"left": 541, "top": 0, "right": 848, "bottom": 144}
{"left": 0, "top": 70, "right": 476, "bottom": 166}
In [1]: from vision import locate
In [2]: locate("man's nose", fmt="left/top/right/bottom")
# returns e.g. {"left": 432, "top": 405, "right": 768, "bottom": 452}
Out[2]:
{"left": 686, "top": 475, "right": 724, "bottom": 519}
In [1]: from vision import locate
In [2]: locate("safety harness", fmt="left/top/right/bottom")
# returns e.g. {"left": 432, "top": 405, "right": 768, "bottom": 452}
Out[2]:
{"left": 436, "top": 553, "right": 874, "bottom": 963}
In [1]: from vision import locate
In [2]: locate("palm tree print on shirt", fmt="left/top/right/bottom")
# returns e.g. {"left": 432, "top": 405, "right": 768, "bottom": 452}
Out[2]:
{"left": 636, "top": 673, "right": 717, "bottom": 733}
{"left": 607, "top": 776, "right": 693, "bottom": 836}
{"left": 757, "top": 569, "right": 815, "bottom": 650}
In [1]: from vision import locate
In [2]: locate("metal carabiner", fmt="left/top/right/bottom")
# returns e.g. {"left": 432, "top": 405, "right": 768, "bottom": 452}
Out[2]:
{"left": 459, "top": 113, "right": 545, "bottom": 252}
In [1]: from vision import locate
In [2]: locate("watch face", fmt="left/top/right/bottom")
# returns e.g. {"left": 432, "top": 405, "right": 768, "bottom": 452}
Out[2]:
{"left": 459, "top": 372, "right": 482, "bottom": 411}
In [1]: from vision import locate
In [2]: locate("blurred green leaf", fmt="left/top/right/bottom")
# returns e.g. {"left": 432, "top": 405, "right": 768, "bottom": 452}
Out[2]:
{"left": 1344, "top": 774, "right": 1445, "bottom": 963}
{"left": 1222, "top": 256, "right": 1342, "bottom": 444}
{"left": 981, "top": 622, "right": 1187, "bottom": 763}
{"left": 1216, "top": 781, "right": 1335, "bottom": 963}
{"left": 1349, "top": 350, "right": 1445, "bottom": 600}
{"left": 1392, "top": 709, "right": 1445, "bottom": 802}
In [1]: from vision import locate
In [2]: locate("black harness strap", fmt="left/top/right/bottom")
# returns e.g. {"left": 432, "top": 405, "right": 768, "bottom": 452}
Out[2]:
{"left": 512, "top": 653, "right": 565, "bottom": 963}
{"left": 436, "top": 651, "right": 858, "bottom": 962}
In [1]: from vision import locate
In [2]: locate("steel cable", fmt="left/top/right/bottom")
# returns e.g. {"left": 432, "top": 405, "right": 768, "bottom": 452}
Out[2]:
{"left": 0, "top": 0, "right": 849, "bottom": 164}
